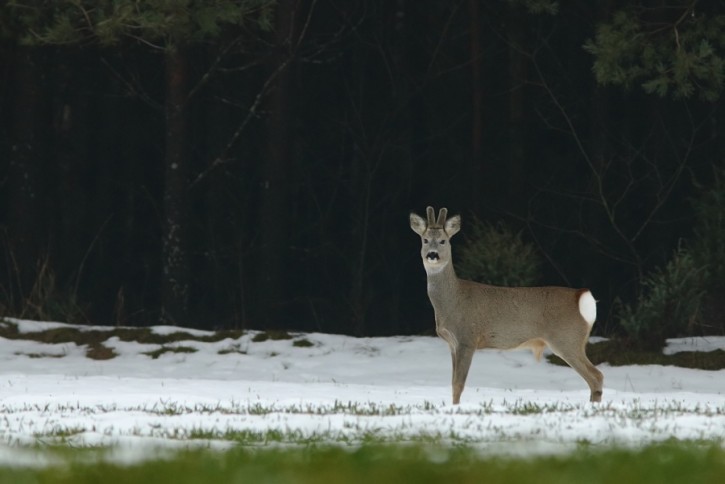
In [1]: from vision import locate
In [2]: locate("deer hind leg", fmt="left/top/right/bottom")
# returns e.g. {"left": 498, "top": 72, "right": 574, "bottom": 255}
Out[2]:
{"left": 450, "top": 344, "right": 475, "bottom": 404}
{"left": 548, "top": 340, "right": 603, "bottom": 403}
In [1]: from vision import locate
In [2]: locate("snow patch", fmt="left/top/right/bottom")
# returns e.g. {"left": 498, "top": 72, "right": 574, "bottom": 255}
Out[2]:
{"left": 1, "top": 318, "right": 724, "bottom": 463}
{"left": 663, "top": 337, "right": 725, "bottom": 355}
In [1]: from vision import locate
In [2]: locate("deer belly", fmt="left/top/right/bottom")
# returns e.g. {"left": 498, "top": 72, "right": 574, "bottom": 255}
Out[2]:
{"left": 515, "top": 338, "right": 548, "bottom": 361}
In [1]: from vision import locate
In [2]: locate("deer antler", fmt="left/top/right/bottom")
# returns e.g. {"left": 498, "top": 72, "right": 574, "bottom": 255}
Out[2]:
{"left": 426, "top": 206, "right": 436, "bottom": 227}
{"left": 436, "top": 208, "right": 448, "bottom": 228}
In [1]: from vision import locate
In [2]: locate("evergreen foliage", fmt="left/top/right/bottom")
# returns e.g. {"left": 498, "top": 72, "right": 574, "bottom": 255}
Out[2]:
{"left": 7, "top": 0, "right": 275, "bottom": 46}
{"left": 585, "top": 5, "right": 725, "bottom": 101}
{"left": 690, "top": 166, "right": 725, "bottom": 288}
{"left": 1, "top": 1, "right": 724, "bottom": 335}
{"left": 618, "top": 165, "right": 725, "bottom": 347}
{"left": 507, "top": 0, "right": 559, "bottom": 16}
{"left": 618, "top": 244, "right": 706, "bottom": 350}
{"left": 456, "top": 218, "right": 542, "bottom": 287}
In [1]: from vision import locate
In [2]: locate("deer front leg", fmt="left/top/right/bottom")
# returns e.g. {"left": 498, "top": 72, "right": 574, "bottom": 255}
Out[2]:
{"left": 450, "top": 344, "right": 475, "bottom": 404}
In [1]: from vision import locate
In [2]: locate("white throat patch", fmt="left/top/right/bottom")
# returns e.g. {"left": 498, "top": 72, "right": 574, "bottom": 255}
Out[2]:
{"left": 423, "top": 260, "right": 448, "bottom": 274}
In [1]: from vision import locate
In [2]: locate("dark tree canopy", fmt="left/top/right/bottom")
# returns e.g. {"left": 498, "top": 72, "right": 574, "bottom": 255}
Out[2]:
{"left": 1, "top": 0, "right": 724, "bottom": 339}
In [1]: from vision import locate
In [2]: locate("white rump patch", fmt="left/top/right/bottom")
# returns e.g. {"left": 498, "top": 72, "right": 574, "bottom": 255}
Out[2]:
{"left": 578, "top": 290, "right": 597, "bottom": 326}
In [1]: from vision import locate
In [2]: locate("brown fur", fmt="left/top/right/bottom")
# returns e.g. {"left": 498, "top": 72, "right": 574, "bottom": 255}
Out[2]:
{"left": 410, "top": 207, "right": 604, "bottom": 404}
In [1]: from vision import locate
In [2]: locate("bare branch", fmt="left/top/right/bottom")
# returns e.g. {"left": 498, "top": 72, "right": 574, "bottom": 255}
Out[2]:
{"left": 99, "top": 56, "right": 163, "bottom": 111}
{"left": 190, "top": 0, "right": 321, "bottom": 188}
{"left": 187, "top": 37, "right": 244, "bottom": 101}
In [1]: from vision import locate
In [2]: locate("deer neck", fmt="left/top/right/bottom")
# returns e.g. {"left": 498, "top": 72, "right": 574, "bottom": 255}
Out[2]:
{"left": 426, "top": 261, "right": 460, "bottom": 313}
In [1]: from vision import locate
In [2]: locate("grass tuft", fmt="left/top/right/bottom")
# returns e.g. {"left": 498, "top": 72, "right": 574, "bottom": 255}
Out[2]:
{"left": 143, "top": 346, "right": 198, "bottom": 359}
{"left": 217, "top": 343, "right": 246, "bottom": 355}
{"left": 547, "top": 340, "right": 725, "bottom": 371}
{"left": 252, "top": 330, "right": 294, "bottom": 342}
{"left": 0, "top": 319, "right": 243, "bottom": 352}
{"left": 86, "top": 342, "right": 118, "bottom": 360}
{"left": 293, "top": 338, "right": 314, "bottom": 348}
{"left": 14, "top": 351, "right": 65, "bottom": 359}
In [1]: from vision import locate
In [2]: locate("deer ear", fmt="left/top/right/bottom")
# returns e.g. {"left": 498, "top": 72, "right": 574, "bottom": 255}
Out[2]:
{"left": 410, "top": 212, "right": 427, "bottom": 235}
{"left": 445, "top": 214, "right": 461, "bottom": 237}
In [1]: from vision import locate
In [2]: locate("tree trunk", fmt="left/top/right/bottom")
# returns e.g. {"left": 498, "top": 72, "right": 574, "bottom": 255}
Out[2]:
{"left": 468, "top": 0, "right": 484, "bottom": 212}
{"left": 348, "top": 148, "right": 371, "bottom": 336}
{"left": 5, "top": 46, "right": 47, "bottom": 303}
{"left": 258, "top": 0, "right": 297, "bottom": 328}
{"left": 587, "top": 0, "right": 615, "bottom": 322}
{"left": 507, "top": 5, "right": 527, "bottom": 215}
{"left": 160, "top": 44, "right": 191, "bottom": 325}
{"left": 589, "top": 0, "right": 613, "bottom": 176}
{"left": 52, "top": 52, "right": 90, "bottom": 284}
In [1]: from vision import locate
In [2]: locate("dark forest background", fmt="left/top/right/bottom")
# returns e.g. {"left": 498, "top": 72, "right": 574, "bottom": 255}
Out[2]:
{"left": 1, "top": 0, "right": 723, "bottom": 339}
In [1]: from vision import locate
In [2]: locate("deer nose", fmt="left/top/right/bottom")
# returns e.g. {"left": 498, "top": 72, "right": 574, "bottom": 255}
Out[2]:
{"left": 426, "top": 251, "right": 440, "bottom": 261}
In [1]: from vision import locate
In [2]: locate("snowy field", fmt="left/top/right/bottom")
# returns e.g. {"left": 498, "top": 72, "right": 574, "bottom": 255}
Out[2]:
{"left": 1, "top": 317, "right": 724, "bottom": 465}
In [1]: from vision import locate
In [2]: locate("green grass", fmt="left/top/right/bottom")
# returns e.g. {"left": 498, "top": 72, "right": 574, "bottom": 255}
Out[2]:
{"left": 11, "top": 397, "right": 723, "bottom": 449}
{"left": 1, "top": 442, "right": 724, "bottom": 483}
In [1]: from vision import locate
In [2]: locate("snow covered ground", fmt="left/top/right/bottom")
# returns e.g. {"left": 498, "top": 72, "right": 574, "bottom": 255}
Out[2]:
{"left": 1, "top": 317, "right": 724, "bottom": 464}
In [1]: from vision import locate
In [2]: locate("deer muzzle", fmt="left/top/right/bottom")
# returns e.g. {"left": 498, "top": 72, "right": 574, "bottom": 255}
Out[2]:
{"left": 426, "top": 251, "right": 440, "bottom": 261}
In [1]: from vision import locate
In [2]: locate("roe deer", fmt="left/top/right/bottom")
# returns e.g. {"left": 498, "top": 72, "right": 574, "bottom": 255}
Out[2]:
{"left": 409, "top": 206, "right": 603, "bottom": 403}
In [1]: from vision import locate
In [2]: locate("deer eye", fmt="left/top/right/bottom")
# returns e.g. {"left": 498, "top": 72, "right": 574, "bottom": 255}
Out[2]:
{"left": 440, "top": 240, "right": 446, "bottom": 245}
{"left": 423, "top": 238, "right": 429, "bottom": 244}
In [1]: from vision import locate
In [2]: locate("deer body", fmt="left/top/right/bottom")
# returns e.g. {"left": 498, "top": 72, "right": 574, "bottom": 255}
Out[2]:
{"left": 410, "top": 206, "right": 603, "bottom": 404}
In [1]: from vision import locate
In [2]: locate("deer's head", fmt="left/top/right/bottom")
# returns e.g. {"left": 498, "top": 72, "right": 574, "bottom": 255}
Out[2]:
{"left": 409, "top": 206, "right": 461, "bottom": 274}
